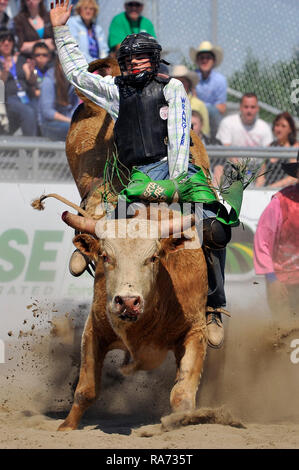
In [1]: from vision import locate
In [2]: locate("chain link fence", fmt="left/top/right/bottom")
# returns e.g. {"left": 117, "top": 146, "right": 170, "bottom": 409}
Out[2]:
{"left": 0, "top": 138, "right": 72, "bottom": 181}
{"left": 98, "top": 0, "right": 298, "bottom": 122}
{"left": 2, "top": 1, "right": 298, "bottom": 184}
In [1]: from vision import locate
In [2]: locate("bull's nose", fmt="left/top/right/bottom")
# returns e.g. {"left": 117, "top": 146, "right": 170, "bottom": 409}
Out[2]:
{"left": 114, "top": 295, "right": 141, "bottom": 311}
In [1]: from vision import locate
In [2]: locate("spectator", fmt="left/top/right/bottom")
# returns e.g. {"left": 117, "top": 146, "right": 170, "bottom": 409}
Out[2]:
{"left": 29, "top": 41, "right": 52, "bottom": 125}
{"left": 0, "top": 0, "right": 12, "bottom": 29}
{"left": 13, "top": 0, "right": 54, "bottom": 56}
{"left": 31, "top": 40, "right": 52, "bottom": 96}
{"left": 7, "top": 1, "right": 48, "bottom": 17}
{"left": 108, "top": 1, "right": 156, "bottom": 56}
{"left": 191, "top": 110, "right": 221, "bottom": 146}
{"left": 67, "top": 0, "right": 108, "bottom": 63}
{"left": 254, "top": 151, "right": 299, "bottom": 321}
{"left": 256, "top": 112, "right": 299, "bottom": 189}
{"left": 215, "top": 93, "right": 273, "bottom": 184}
{"left": 216, "top": 93, "right": 273, "bottom": 147}
{"left": 171, "top": 64, "right": 210, "bottom": 136}
{"left": 38, "top": 56, "right": 79, "bottom": 141}
{"left": 0, "top": 27, "right": 37, "bottom": 136}
{"left": 189, "top": 41, "right": 227, "bottom": 139}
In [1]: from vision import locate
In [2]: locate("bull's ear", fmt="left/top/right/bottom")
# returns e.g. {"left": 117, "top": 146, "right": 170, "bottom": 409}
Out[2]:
{"left": 73, "top": 234, "right": 101, "bottom": 261}
{"left": 160, "top": 233, "right": 194, "bottom": 255}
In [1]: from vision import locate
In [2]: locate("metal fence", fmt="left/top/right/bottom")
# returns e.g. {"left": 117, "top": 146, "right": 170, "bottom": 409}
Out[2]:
{"left": 0, "top": 137, "right": 71, "bottom": 181}
{"left": 0, "top": 136, "right": 297, "bottom": 185}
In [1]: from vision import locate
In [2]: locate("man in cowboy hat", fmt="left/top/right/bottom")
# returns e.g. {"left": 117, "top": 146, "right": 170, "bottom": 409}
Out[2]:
{"left": 190, "top": 41, "right": 227, "bottom": 139}
{"left": 108, "top": 1, "right": 156, "bottom": 56}
{"left": 171, "top": 64, "right": 210, "bottom": 136}
{"left": 254, "top": 150, "right": 299, "bottom": 320}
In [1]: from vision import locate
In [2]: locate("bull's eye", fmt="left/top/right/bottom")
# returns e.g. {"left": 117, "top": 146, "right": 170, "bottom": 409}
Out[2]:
{"left": 102, "top": 254, "right": 110, "bottom": 263}
{"left": 150, "top": 255, "right": 158, "bottom": 263}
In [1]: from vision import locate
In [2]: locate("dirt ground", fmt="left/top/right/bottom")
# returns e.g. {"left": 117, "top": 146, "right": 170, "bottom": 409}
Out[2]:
{"left": 1, "top": 300, "right": 299, "bottom": 449}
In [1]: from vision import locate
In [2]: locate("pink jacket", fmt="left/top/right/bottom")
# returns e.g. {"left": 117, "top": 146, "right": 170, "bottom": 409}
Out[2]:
{"left": 254, "top": 184, "right": 299, "bottom": 284}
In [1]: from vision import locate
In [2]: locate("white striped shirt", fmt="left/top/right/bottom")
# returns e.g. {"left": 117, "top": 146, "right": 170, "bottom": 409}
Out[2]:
{"left": 54, "top": 25, "right": 191, "bottom": 178}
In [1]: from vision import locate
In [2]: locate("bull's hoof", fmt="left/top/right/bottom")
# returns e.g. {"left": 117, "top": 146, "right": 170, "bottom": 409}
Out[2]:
{"left": 120, "top": 361, "right": 140, "bottom": 376}
{"left": 57, "top": 422, "right": 77, "bottom": 432}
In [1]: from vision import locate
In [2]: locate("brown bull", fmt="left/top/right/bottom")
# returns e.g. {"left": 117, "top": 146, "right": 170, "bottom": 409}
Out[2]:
{"left": 58, "top": 210, "right": 208, "bottom": 431}
{"left": 54, "top": 59, "right": 212, "bottom": 430}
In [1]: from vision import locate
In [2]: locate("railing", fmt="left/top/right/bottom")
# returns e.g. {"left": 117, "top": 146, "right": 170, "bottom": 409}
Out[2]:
{"left": 0, "top": 136, "right": 297, "bottom": 183}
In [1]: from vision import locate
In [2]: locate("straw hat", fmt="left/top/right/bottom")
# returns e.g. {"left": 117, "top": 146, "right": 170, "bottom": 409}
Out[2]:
{"left": 281, "top": 150, "right": 299, "bottom": 178}
{"left": 189, "top": 41, "right": 223, "bottom": 67}
{"left": 171, "top": 65, "right": 199, "bottom": 88}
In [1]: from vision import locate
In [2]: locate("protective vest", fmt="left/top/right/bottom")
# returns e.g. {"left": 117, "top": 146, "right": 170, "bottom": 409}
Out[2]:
{"left": 114, "top": 76, "right": 170, "bottom": 168}
{"left": 273, "top": 184, "right": 299, "bottom": 284}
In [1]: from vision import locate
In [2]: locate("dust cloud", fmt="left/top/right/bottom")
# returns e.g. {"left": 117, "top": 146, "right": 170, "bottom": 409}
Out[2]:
{"left": 1, "top": 285, "right": 299, "bottom": 446}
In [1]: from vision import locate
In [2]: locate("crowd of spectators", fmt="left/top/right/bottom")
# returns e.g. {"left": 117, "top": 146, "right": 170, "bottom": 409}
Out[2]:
{"left": 0, "top": 0, "right": 297, "bottom": 189}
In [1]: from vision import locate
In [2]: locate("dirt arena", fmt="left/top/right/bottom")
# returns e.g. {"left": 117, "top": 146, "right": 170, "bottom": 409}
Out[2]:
{"left": 1, "top": 299, "right": 299, "bottom": 449}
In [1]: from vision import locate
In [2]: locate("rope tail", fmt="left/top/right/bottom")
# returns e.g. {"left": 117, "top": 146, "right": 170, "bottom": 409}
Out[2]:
{"left": 31, "top": 193, "right": 91, "bottom": 218}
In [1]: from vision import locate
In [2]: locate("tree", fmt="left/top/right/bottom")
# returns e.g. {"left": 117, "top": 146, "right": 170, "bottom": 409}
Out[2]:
{"left": 228, "top": 49, "right": 299, "bottom": 122}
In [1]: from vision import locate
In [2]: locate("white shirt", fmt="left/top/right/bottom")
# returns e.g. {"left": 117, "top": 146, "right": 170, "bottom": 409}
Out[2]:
{"left": 216, "top": 113, "right": 273, "bottom": 147}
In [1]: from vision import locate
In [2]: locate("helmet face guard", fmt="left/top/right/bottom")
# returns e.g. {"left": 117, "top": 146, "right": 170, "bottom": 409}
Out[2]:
{"left": 117, "top": 33, "right": 162, "bottom": 83}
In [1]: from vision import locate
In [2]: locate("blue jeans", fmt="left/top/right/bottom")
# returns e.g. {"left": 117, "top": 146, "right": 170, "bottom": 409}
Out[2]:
{"left": 40, "top": 120, "right": 70, "bottom": 141}
{"left": 136, "top": 160, "right": 226, "bottom": 308}
{"left": 136, "top": 160, "right": 217, "bottom": 219}
{"left": 6, "top": 95, "right": 38, "bottom": 136}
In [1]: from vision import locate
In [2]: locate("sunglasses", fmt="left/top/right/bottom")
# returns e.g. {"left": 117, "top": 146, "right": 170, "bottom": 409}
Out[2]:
{"left": 126, "top": 2, "right": 143, "bottom": 7}
{"left": 198, "top": 53, "right": 214, "bottom": 61}
{"left": 0, "top": 37, "right": 13, "bottom": 43}
{"left": 34, "top": 53, "right": 49, "bottom": 57}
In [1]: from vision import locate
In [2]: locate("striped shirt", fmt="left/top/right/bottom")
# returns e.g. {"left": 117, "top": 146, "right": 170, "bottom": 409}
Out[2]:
{"left": 53, "top": 25, "right": 191, "bottom": 178}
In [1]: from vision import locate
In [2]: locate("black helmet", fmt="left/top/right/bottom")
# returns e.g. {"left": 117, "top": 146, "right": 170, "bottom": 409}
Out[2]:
{"left": 117, "top": 32, "right": 162, "bottom": 80}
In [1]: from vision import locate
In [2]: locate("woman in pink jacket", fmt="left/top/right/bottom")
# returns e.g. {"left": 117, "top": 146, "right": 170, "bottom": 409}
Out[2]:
{"left": 254, "top": 151, "right": 299, "bottom": 320}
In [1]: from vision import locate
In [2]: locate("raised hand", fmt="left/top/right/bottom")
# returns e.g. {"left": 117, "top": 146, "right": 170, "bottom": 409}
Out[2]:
{"left": 3, "top": 58, "right": 12, "bottom": 73}
{"left": 23, "top": 58, "right": 36, "bottom": 81}
{"left": 50, "top": 0, "right": 72, "bottom": 27}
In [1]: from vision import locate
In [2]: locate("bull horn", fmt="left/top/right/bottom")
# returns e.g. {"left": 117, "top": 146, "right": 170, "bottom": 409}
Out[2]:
{"left": 62, "top": 211, "right": 97, "bottom": 234}
{"left": 159, "top": 213, "right": 196, "bottom": 238}
{"left": 32, "top": 193, "right": 90, "bottom": 218}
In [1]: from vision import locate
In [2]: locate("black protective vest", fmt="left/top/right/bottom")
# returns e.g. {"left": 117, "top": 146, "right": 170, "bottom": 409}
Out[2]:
{"left": 114, "top": 76, "right": 170, "bottom": 168}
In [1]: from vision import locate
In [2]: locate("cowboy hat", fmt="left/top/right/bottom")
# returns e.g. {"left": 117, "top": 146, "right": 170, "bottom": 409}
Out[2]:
{"left": 281, "top": 150, "right": 299, "bottom": 178}
{"left": 171, "top": 65, "right": 199, "bottom": 88}
{"left": 189, "top": 41, "right": 223, "bottom": 67}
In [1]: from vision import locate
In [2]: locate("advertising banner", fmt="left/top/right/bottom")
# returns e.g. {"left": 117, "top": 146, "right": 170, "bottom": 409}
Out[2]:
{"left": 0, "top": 183, "right": 94, "bottom": 333}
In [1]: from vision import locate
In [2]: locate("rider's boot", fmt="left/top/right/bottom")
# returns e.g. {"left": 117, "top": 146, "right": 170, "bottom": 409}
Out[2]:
{"left": 202, "top": 219, "right": 231, "bottom": 349}
{"left": 69, "top": 249, "right": 88, "bottom": 277}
